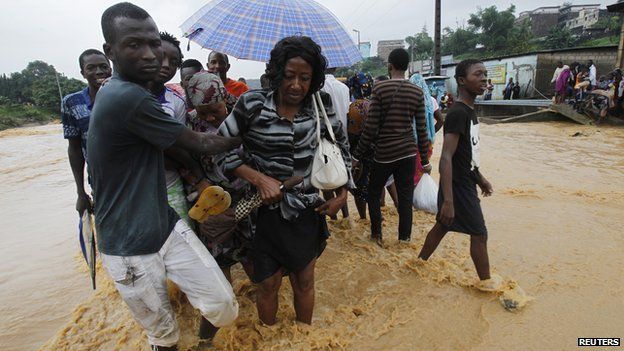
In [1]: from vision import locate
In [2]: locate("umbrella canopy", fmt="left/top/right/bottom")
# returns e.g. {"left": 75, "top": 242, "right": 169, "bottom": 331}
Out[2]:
{"left": 180, "top": 0, "right": 362, "bottom": 68}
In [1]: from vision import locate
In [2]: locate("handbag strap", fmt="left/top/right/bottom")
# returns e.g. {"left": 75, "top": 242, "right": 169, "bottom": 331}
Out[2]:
{"left": 371, "top": 80, "right": 405, "bottom": 152}
{"left": 314, "top": 92, "right": 336, "bottom": 144}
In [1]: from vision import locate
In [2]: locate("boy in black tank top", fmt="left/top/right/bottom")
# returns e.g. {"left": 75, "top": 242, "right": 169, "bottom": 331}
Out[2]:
{"left": 418, "top": 59, "right": 501, "bottom": 290}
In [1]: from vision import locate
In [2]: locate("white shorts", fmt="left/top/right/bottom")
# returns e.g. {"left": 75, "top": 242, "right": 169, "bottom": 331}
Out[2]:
{"left": 101, "top": 220, "right": 238, "bottom": 347}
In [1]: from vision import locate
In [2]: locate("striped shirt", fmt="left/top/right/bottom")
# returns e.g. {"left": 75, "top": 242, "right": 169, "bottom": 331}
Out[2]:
{"left": 353, "top": 79, "right": 430, "bottom": 165}
{"left": 216, "top": 89, "right": 354, "bottom": 220}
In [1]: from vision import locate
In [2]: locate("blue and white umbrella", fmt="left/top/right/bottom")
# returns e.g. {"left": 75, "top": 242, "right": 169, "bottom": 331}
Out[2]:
{"left": 180, "top": 0, "right": 362, "bottom": 68}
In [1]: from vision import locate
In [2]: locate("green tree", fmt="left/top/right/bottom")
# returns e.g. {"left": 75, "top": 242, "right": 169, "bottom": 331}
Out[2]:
{"left": 545, "top": 25, "right": 576, "bottom": 49}
{"left": 6, "top": 61, "right": 59, "bottom": 104}
{"left": 23, "top": 60, "right": 57, "bottom": 79}
{"left": 335, "top": 56, "right": 387, "bottom": 79}
{"left": 468, "top": 5, "right": 530, "bottom": 54}
{"left": 592, "top": 15, "right": 621, "bottom": 43}
{"left": 406, "top": 26, "right": 434, "bottom": 60}
{"left": 508, "top": 18, "right": 536, "bottom": 54}
{"left": 62, "top": 78, "right": 86, "bottom": 96}
{"left": 0, "top": 60, "right": 86, "bottom": 111}
{"left": 31, "top": 76, "right": 62, "bottom": 110}
{"left": 593, "top": 15, "right": 620, "bottom": 32}
{"left": 441, "top": 26, "right": 479, "bottom": 56}
{"left": 2, "top": 72, "right": 33, "bottom": 104}
{"left": 361, "top": 56, "right": 386, "bottom": 73}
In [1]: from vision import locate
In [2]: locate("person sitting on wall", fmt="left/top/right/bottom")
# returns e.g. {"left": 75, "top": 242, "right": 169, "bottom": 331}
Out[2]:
{"left": 512, "top": 82, "right": 520, "bottom": 100}
{"left": 503, "top": 78, "right": 513, "bottom": 100}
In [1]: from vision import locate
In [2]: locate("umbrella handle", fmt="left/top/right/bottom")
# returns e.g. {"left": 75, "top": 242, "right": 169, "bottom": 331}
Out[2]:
{"left": 234, "top": 176, "right": 304, "bottom": 222}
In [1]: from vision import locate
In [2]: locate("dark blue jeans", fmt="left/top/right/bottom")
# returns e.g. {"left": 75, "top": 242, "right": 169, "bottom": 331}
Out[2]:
{"left": 367, "top": 156, "right": 416, "bottom": 240}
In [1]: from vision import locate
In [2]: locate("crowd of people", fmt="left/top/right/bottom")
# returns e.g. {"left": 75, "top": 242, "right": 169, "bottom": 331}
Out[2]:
{"left": 552, "top": 59, "right": 624, "bottom": 118}
{"left": 503, "top": 77, "right": 521, "bottom": 100}
{"left": 61, "top": 3, "right": 500, "bottom": 350}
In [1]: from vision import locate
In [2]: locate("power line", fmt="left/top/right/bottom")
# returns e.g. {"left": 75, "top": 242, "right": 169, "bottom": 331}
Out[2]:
{"left": 344, "top": 0, "right": 376, "bottom": 27}
{"left": 361, "top": 0, "right": 407, "bottom": 33}
{"left": 346, "top": 0, "right": 380, "bottom": 28}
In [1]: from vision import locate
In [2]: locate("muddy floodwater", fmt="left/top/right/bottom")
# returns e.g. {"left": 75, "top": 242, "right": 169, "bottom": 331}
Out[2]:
{"left": 1, "top": 121, "right": 623, "bottom": 351}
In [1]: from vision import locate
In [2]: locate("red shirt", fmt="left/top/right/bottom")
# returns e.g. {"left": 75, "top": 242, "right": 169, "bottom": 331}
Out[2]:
{"left": 224, "top": 78, "right": 249, "bottom": 97}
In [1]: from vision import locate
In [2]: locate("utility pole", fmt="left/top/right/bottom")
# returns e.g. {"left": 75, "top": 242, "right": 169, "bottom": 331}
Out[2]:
{"left": 54, "top": 71, "right": 63, "bottom": 103}
{"left": 434, "top": 0, "right": 441, "bottom": 75}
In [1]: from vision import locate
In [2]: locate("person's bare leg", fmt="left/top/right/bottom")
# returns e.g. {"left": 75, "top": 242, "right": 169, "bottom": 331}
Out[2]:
{"left": 241, "top": 260, "right": 254, "bottom": 281}
{"left": 289, "top": 259, "right": 316, "bottom": 324}
{"left": 198, "top": 317, "right": 218, "bottom": 341}
{"left": 221, "top": 266, "right": 232, "bottom": 283}
{"left": 470, "top": 235, "right": 491, "bottom": 280}
{"left": 386, "top": 183, "right": 399, "bottom": 208}
{"left": 355, "top": 197, "right": 367, "bottom": 219}
{"left": 380, "top": 188, "right": 386, "bottom": 207}
{"left": 322, "top": 190, "right": 338, "bottom": 220}
{"left": 340, "top": 200, "right": 350, "bottom": 218}
{"left": 256, "top": 269, "right": 283, "bottom": 325}
{"left": 418, "top": 223, "right": 448, "bottom": 260}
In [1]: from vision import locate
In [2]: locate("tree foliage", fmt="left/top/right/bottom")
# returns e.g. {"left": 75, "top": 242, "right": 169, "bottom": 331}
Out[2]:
{"left": 592, "top": 15, "right": 621, "bottom": 42}
{"left": 338, "top": 3, "right": 614, "bottom": 76}
{"left": 508, "top": 18, "right": 535, "bottom": 54}
{"left": 468, "top": 5, "right": 535, "bottom": 54}
{"left": 406, "top": 26, "right": 434, "bottom": 60}
{"left": 441, "top": 26, "right": 479, "bottom": 56}
{"left": 408, "top": 5, "right": 534, "bottom": 59}
{"left": 335, "top": 56, "right": 387, "bottom": 78}
{"left": 545, "top": 25, "right": 576, "bottom": 49}
{"left": 0, "top": 60, "right": 86, "bottom": 112}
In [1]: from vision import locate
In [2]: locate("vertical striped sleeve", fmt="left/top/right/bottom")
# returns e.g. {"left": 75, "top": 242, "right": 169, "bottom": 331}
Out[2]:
{"left": 216, "top": 94, "right": 252, "bottom": 176}
{"left": 413, "top": 90, "right": 430, "bottom": 165}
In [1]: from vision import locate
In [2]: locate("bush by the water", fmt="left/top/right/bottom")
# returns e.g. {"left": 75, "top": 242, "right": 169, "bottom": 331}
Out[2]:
{"left": 0, "top": 60, "right": 84, "bottom": 131}
{"left": 0, "top": 100, "right": 55, "bottom": 131}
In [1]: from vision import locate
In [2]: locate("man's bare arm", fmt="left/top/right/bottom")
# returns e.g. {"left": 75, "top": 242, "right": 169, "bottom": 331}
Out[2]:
{"left": 173, "top": 128, "right": 241, "bottom": 155}
{"left": 67, "top": 138, "right": 91, "bottom": 214}
{"left": 434, "top": 109, "right": 443, "bottom": 132}
{"left": 164, "top": 146, "right": 204, "bottom": 179}
{"left": 438, "top": 133, "right": 459, "bottom": 226}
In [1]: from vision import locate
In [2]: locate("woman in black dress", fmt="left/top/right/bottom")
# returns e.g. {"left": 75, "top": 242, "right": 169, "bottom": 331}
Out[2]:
{"left": 216, "top": 36, "right": 353, "bottom": 325}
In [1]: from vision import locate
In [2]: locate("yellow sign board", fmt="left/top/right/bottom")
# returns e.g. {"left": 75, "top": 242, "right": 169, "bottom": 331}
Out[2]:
{"left": 487, "top": 64, "right": 507, "bottom": 84}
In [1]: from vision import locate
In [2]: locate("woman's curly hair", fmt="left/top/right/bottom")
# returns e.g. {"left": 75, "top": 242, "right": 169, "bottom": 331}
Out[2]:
{"left": 265, "top": 36, "right": 328, "bottom": 102}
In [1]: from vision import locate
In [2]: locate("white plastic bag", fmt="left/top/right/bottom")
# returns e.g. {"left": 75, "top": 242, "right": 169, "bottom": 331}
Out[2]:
{"left": 413, "top": 174, "right": 438, "bottom": 214}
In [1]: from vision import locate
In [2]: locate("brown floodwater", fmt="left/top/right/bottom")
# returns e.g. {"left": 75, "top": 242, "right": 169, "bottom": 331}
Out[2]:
{"left": 1, "top": 121, "right": 623, "bottom": 351}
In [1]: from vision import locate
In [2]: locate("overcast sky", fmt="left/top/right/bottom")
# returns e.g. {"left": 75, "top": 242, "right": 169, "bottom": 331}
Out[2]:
{"left": 0, "top": 0, "right": 614, "bottom": 82}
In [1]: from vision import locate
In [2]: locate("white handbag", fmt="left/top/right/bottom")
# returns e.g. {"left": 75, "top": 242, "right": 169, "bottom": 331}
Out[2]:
{"left": 310, "top": 92, "right": 349, "bottom": 190}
